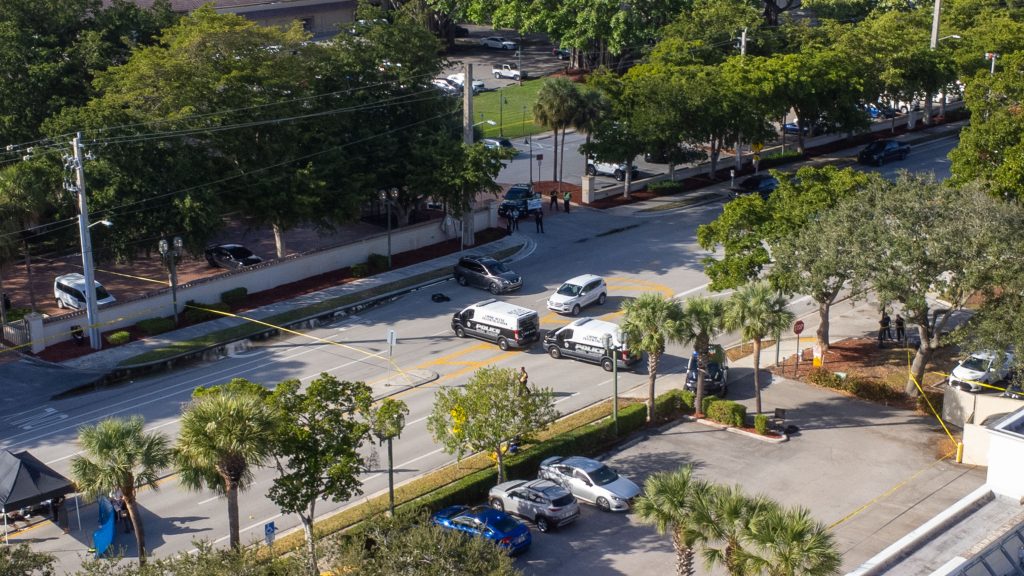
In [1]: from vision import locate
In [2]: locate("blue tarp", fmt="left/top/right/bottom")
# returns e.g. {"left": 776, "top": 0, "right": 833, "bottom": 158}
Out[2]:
{"left": 93, "top": 497, "right": 114, "bottom": 558}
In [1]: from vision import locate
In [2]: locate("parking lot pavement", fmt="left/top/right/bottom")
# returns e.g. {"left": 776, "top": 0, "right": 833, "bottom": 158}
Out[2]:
{"left": 517, "top": 375, "right": 986, "bottom": 575}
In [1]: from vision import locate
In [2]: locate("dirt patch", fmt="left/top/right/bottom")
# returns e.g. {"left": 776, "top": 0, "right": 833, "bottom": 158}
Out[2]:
{"left": 726, "top": 340, "right": 777, "bottom": 362}
{"left": 33, "top": 228, "right": 509, "bottom": 364}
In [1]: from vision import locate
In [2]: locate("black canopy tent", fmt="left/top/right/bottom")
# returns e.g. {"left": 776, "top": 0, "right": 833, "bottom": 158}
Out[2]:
{"left": 0, "top": 449, "right": 77, "bottom": 543}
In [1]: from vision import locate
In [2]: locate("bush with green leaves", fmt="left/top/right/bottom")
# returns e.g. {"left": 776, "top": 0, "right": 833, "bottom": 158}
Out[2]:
{"left": 647, "top": 180, "right": 684, "bottom": 194}
{"left": 183, "top": 300, "right": 230, "bottom": 324}
{"left": 706, "top": 399, "right": 746, "bottom": 427}
{"left": 701, "top": 394, "right": 718, "bottom": 416}
{"left": 351, "top": 263, "right": 370, "bottom": 278}
{"left": 220, "top": 287, "right": 248, "bottom": 306}
{"left": 807, "top": 367, "right": 844, "bottom": 390}
{"left": 136, "top": 316, "right": 175, "bottom": 336}
{"left": 367, "top": 253, "right": 389, "bottom": 272}
{"left": 754, "top": 413, "right": 769, "bottom": 435}
{"left": 106, "top": 331, "right": 131, "bottom": 345}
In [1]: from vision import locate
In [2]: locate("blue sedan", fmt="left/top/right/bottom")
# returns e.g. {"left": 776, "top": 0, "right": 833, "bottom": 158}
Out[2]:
{"left": 431, "top": 505, "right": 532, "bottom": 555}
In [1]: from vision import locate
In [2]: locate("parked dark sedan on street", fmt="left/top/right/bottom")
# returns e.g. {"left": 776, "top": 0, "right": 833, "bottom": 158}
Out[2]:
{"left": 730, "top": 174, "right": 779, "bottom": 199}
{"left": 857, "top": 139, "right": 910, "bottom": 166}
{"left": 204, "top": 244, "right": 263, "bottom": 269}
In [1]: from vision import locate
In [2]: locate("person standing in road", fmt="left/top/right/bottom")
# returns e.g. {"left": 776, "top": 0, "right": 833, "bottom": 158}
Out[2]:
{"left": 505, "top": 214, "right": 513, "bottom": 236}
{"left": 563, "top": 190, "right": 571, "bottom": 213}
{"left": 549, "top": 190, "right": 559, "bottom": 211}
{"left": 535, "top": 209, "right": 544, "bottom": 233}
{"left": 510, "top": 208, "right": 520, "bottom": 231}
{"left": 895, "top": 314, "right": 906, "bottom": 345}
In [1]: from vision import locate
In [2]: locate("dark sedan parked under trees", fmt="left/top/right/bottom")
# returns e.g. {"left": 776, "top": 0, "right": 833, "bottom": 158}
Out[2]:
{"left": 204, "top": 244, "right": 263, "bottom": 269}
{"left": 857, "top": 139, "right": 910, "bottom": 166}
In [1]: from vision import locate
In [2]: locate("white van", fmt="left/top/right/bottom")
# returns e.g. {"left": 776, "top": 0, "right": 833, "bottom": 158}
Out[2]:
{"left": 54, "top": 273, "right": 116, "bottom": 310}
{"left": 544, "top": 317, "right": 641, "bottom": 371}
{"left": 451, "top": 299, "right": 540, "bottom": 350}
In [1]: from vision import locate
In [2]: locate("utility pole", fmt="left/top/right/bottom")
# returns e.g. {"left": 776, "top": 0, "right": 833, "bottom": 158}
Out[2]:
{"left": 70, "top": 133, "right": 102, "bottom": 350}
{"left": 735, "top": 28, "right": 747, "bottom": 172}
{"left": 462, "top": 63, "right": 474, "bottom": 146}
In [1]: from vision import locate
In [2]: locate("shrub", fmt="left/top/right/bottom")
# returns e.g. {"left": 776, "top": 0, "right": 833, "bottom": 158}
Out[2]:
{"left": 845, "top": 377, "right": 904, "bottom": 402}
{"left": 808, "top": 367, "right": 844, "bottom": 390}
{"left": 754, "top": 414, "right": 769, "bottom": 435}
{"left": 701, "top": 394, "right": 718, "bottom": 416}
{"left": 367, "top": 253, "right": 389, "bottom": 272}
{"left": 135, "top": 317, "right": 175, "bottom": 336}
{"left": 706, "top": 400, "right": 746, "bottom": 428}
{"left": 679, "top": 389, "right": 696, "bottom": 413}
{"left": 351, "top": 263, "right": 370, "bottom": 278}
{"left": 183, "top": 300, "right": 230, "bottom": 324}
{"left": 647, "top": 180, "right": 684, "bottom": 194}
{"left": 220, "top": 287, "right": 248, "bottom": 306}
{"left": 106, "top": 331, "right": 131, "bottom": 345}
{"left": 654, "top": 389, "right": 683, "bottom": 421}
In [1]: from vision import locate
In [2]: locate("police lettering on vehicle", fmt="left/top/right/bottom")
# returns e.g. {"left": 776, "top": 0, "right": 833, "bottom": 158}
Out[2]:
{"left": 451, "top": 299, "right": 540, "bottom": 350}
{"left": 544, "top": 317, "right": 641, "bottom": 372}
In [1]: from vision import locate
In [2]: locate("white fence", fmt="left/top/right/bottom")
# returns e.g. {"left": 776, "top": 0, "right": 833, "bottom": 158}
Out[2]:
{"left": 33, "top": 206, "right": 497, "bottom": 351}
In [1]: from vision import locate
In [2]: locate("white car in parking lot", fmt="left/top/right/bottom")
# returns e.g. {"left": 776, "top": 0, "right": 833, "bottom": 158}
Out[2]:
{"left": 481, "top": 36, "right": 517, "bottom": 50}
{"left": 538, "top": 456, "right": 640, "bottom": 512}
{"left": 547, "top": 274, "right": 607, "bottom": 316}
{"left": 949, "top": 351, "right": 1015, "bottom": 392}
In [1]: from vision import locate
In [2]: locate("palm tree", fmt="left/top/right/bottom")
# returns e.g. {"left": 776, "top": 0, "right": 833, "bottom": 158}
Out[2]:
{"left": 175, "top": 388, "right": 280, "bottom": 549}
{"left": 680, "top": 296, "right": 727, "bottom": 416}
{"left": 571, "top": 88, "right": 608, "bottom": 174}
{"left": 634, "top": 465, "right": 712, "bottom": 576}
{"left": 620, "top": 292, "right": 685, "bottom": 423}
{"left": 700, "top": 484, "right": 779, "bottom": 576}
{"left": 725, "top": 281, "right": 795, "bottom": 414}
{"left": 741, "top": 505, "right": 841, "bottom": 576}
{"left": 533, "top": 77, "right": 580, "bottom": 190}
{"left": 70, "top": 416, "right": 172, "bottom": 565}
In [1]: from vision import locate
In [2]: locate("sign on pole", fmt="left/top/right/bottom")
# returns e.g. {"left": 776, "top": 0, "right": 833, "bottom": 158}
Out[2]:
{"left": 264, "top": 521, "right": 276, "bottom": 546}
{"left": 793, "top": 320, "right": 804, "bottom": 335}
{"left": 793, "top": 320, "right": 804, "bottom": 376}
{"left": 385, "top": 329, "right": 396, "bottom": 386}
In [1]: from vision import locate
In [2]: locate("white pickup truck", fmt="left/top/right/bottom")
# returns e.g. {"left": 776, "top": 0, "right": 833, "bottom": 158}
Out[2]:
{"left": 492, "top": 64, "right": 526, "bottom": 80}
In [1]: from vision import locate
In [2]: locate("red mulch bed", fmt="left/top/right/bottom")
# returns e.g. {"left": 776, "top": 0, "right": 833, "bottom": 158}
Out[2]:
{"left": 34, "top": 227, "right": 509, "bottom": 364}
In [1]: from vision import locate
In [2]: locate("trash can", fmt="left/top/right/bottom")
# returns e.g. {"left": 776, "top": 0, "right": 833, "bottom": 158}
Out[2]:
{"left": 71, "top": 325, "right": 85, "bottom": 346}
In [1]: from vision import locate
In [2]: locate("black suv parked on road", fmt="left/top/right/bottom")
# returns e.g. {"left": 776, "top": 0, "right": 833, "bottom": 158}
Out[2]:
{"left": 497, "top": 183, "right": 541, "bottom": 219}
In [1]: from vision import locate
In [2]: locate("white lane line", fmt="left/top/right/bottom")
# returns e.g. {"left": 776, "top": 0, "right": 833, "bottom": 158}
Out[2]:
{"left": 674, "top": 283, "right": 710, "bottom": 299}
{"left": 198, "top": 494, "right": 221, "bottom": 505}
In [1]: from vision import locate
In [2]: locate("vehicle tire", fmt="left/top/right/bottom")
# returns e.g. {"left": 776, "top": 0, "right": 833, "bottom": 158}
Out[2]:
{"left": 535, "top": 516, "right": 551, "bottom": 533}
{"left": 488, "top": 283, "right": 501, "bottom": 295}
{"left": 571, "top": 304, "right": 580, "bottom": 316}
{"left": 497, "top": 337, "right": 510, "bottom": 351}
{"left": 601, "top": 357, "right": 614, "bottom": 372}
{"left": 490, "top": 498, "right": 505, "bottom": 512}
{"left": 597, "top": 292, "right": 607, "bottom": 305}
{"left": 494, "top": 72, "right": 501, "bottom": 79}
{"left": 455, "top": 326, "right": 466, "bottom": 338}
{"left": 596, "top": 497, "right": 611, "bottom": 512}
{"left": 56, "top": 299, "right": 64, "bottom": 309}
{"left": 456, "top": 275, "right": 468, "bottom": 286}
{"left": 614, "top": 170, "right": 624, "bottom": 182}
{"left": 586, "top": 165, "right": 596, "bottom": 176}
{"left": 548, "top": 346, "right": 562, "bottom": 359}
{"left": 513, "top": 74, "right": 520, "bottom": 81}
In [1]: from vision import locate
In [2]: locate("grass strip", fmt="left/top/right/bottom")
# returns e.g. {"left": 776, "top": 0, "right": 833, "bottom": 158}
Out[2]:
{"left": 266, "top": 400, "right": 620, "bottom": 556}
{"left": 118, "top": 245, "right": 523, "bottom": 367}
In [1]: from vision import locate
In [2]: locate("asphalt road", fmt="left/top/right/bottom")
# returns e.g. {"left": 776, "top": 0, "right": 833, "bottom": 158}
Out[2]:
{"left": 0, "top": 134, "right": 959, "bottom": 573}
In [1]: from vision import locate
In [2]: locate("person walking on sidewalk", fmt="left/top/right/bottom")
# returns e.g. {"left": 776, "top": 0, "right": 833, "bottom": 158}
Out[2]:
{"left": 563, "top": 190, "right": 571, "bottom": 213}
{"left": 534, "top": 209, "right": 544, "bottom": 233}
{"left": 549, "top": 190, "right": 559, "bottom": 211}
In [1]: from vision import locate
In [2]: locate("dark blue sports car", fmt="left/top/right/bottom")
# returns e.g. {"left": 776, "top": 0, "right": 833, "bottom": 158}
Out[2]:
{"left": 431, "top": 505, "right": 532, "bottom": 555}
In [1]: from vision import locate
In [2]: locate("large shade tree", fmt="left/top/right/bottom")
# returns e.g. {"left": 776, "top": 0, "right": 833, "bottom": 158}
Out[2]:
{"left": 620, "top": 292, "right": 685, "bottom": 423}
{"left": 175, "top": 379, "right": 279, "bottom": 549}
{"left": 70, "top": 416, "right": 172, "bottom": 565}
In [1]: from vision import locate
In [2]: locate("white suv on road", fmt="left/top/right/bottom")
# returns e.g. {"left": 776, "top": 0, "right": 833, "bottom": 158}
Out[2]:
{"left": 547, "top": 274, "right": 607, "bottom": 316}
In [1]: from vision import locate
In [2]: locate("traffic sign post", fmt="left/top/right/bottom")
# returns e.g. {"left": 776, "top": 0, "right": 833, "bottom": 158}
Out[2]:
{"left": 793, "top": 320, "right": 805, "bottom": 376}
{"left": 264, "top": 521, "right": 276, "bottom": 547}
{"left": 385, "top": 329, "right": 397, "bottom": 386}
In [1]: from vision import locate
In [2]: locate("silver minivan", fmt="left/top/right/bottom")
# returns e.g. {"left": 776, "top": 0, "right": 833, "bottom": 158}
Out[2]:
{"left": 54, "top": 273, "right": 116, "bottom": 310}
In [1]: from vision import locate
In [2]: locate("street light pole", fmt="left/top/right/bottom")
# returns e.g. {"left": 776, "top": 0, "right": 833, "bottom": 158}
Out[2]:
{"left": 159, "top": 237, "right": 183, "bottom": 326}
{"left": 70, "top": 133, "right": 102, "bottom": 351}
{"left": 603, "top": 334, "right": 619, "bottom": 435}
{"left": 380, "top": 189, "right": 397, "bottom": 269}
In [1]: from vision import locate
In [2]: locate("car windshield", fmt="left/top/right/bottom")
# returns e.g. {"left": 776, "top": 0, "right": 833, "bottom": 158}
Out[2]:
{"left": 961, "top": 356, "right": 991, "bottom": 371}
{"left": 557, "top": 283, "right": 582, "bottom": 297}
{"left": 588, "top": 465, "right": 619, "bottom": 486}
{"left": 487, "top": 515, "right": 519, "bottom": 532}
{"left": 505, "top": 188, "right": 530, "bottom": 200}
{"left": 225, "top": 246, "right": 253, "bottom": 259}
{"left": 484, "top": 260, "right": 508, "bottom": 273}
{"left": 95, "top": 286, "right": 111, "bottom": 300}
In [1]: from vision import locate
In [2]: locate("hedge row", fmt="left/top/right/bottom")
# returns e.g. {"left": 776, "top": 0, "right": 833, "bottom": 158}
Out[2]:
{"left": 808, "top": 367, "right": 905, "bottom": 403}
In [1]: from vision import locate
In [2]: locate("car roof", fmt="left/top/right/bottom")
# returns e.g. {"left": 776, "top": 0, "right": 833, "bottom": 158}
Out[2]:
{"left": 55, "top": 273, "right": 92, "bottom": 288}
{"left": 546, "top": 455, "right": 602, "bottom": 472}
{"left": 561, "top": 274, "right": 603, "bottom": 286}
{"left": 461, "top": 255, "right": 498, "bottom": 265}
{"left": 523, "top": 479, "right": 569, "bottom": 496}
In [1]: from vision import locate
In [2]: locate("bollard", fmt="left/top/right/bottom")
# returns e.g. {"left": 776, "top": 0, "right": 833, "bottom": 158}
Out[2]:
{"left": 956, "top": 441, "right": 964, "bottom": 463}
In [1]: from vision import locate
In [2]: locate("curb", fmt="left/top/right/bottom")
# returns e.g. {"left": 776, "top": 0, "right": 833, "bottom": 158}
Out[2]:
{"left": 692, "top": 416, "right": 790, "bottom": 444}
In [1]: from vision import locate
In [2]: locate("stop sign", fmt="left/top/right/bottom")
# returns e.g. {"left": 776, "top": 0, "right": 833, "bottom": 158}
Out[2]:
{"left": 794, "top": 320, "right": 805, "bottom": 335}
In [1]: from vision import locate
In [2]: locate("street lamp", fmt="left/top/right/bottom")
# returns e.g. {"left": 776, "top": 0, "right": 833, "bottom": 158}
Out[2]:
{"left": 986, "top": 52, "right": 999, "bottom": 75}
{"left": 158, "top": 236, "right": 183, "bottom": 326}
{"left": 379, "top": 188, "right": 398, "bottom": 269}
{"left": 602, "top": 333, "right": 620, "bottom": 435}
